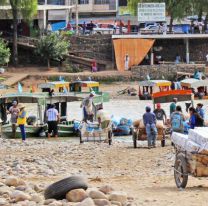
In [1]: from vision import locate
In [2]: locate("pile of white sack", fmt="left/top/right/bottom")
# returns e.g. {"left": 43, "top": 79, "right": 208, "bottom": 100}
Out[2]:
{"left": 171, "top": 128, "right": 208, "bottom": 155}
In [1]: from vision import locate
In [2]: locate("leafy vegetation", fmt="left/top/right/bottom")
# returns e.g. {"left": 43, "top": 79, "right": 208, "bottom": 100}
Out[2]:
{"left": 36, "top": 33, "right": 69, "bottom": 69}
{"left": 0, "top": 0, "right": 37, "bottom": 66}
{"left": 0, "top": 37, "right": 10, "bottom": 66}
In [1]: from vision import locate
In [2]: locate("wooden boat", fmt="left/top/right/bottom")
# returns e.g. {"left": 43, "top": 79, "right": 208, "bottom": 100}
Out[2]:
{"left": 138, "top": 80, "right": 171, "bottom": 100}
{"left": 69, "top": 80, "right": 110, "bottom": 103}
{"left": 180, "top": 78, "right": 208, "bottom": 100}
{"left": 0, "top": 90, "right": 105, "bottom": 138}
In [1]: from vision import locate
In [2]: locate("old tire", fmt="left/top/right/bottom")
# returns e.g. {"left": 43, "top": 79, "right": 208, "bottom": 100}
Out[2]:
{"left": 174, "top": 154, "right": 188, "bottom": 189}
{"left": 133, "top": 131, "right": 137, "bottom": 148}
{"left": 44, "top": 176, "right": 88, "bottom": 200}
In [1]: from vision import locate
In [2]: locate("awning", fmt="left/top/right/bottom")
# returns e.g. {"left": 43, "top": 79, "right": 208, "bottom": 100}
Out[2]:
{"left": 113, "top": 38, "right": 155, "bottom": 71}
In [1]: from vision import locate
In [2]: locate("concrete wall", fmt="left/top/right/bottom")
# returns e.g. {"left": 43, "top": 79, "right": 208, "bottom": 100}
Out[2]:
{"left": 131, "top": 64, "right": 206, "bottom": 81}
{"left": 70, "top": 35, "right": 113, "bottom": 61}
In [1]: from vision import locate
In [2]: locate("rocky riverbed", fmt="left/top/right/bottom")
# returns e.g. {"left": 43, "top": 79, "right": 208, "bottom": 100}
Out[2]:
{"left": 1, "top": 137, "right": 208, "bottom": 206}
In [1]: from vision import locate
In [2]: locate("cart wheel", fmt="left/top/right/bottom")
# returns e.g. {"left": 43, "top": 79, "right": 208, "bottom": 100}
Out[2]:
{"left": 78, "top": 130, "right": 83, "bottom": 144}
{"left": 133, "top": 131, "right": 137, "bottom": 148}
{"left": 161, "top": 139, "right": 165, "bottom": 147}
{"left": 108, "top": 130, "right": 112, "bottom": 145}
{"left": 174, "top": 154, "right": 188, "bottom": 189}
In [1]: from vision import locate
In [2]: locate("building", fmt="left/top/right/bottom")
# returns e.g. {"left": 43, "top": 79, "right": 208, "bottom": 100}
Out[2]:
{"left": 39, "top": 0, "right": 118, "bottom": 20}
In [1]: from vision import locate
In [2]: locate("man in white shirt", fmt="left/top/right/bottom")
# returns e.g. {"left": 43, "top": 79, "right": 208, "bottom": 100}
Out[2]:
{"left": 46, "top": 104, "right": 60, "bottom": 138}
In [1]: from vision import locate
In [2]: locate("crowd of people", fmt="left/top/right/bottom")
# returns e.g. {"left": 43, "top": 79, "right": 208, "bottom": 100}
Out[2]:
{"left": 143, "top": 98, "right": 205, "bottom": 149}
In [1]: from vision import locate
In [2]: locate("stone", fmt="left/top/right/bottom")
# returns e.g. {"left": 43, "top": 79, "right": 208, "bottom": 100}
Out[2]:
{"left": 48, "top": 201, "right": 63, "bottom": 206}
{"left": 99, "top": 185, "right": 114, "bottom": 195}
{"left": 66, "top": 189, "right": 88, "bottom": 202}
{"left": 89, "top": 190, "right": 108, "bottom": 200}
{"left": 110, "top": 201, "right": 122, "bottom": 206}
{"left": 10, "top": 190, "right": 31, "bottom": 202}
{"left": 44, "top": 198, "right": 56, "bottom": 205}
{"left": 0, "top": 198, "right": 9, "bottom": 206}
{"left": 5, "top": 176, "right": 19, "bottom": 187}
{"left": 93, "top": 199, "right": 111, "bottom": 206}
{"left": 109, "top": 192, "right": 127, "bottom": 205}
{"left": 0, "top": 186, "right": 13, "bottom": 196}
{"left": 75, "top": 197, "right": 95, "bottom": 206}
{"left": 31, "top": 194, "right": 43, "bottom": 203}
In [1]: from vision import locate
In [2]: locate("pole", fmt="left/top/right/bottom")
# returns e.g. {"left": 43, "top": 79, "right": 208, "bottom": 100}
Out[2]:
{"left": 186, "top": 39, "right": 190, "bottom": 64}
{"left": 75, "top": 0, "right": 79, "bottom": 35}
{"left": 150, "top": 47, "right": 154, "bottom": 65}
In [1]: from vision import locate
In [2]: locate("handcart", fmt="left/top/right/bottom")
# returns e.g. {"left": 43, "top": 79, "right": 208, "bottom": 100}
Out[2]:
{"left": 174, "top": 147, "right": 208, "bottom": 188}
{"left": 132, "top": 124, "right": 168, "bottom": 148}
{"left": 78, "top": 121, "right": 113, "bottom": 145}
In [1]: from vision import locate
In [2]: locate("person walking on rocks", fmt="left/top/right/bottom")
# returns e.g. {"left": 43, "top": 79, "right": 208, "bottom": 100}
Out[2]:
{"left": 9, "top": 100, "right": 19, "bottom": 138}
{"left": 46, "top": 104, "right": 60, "bottom": 138}
{"left": 143, "top": 106, "right": 157, "bottom": 149}
{"left": 17, "top": 104, "right": 27, "bottom": 142}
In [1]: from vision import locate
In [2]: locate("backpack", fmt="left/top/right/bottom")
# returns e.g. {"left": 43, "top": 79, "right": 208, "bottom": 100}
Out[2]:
{"left": 195, "top": 113, "right": 204, "bottom": 127}
{"left": 171, "top": 113, "right": 183, "bottom": 131}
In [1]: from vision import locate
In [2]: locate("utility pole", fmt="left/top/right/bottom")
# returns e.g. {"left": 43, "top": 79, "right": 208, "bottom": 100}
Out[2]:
{"left": 75, "top": 0, "right": 79, "bottom": 35}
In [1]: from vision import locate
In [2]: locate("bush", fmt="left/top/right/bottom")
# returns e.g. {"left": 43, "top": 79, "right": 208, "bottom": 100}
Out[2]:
{"left": 0, "top": 38, "right": 10, "bottom": 66}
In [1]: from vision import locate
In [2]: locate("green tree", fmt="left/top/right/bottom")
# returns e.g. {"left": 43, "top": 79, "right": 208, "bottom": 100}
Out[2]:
{"left": 127, "top": 0, "right": 191, "bottom": 32}
{"left": 36, "top": 33, "right": 69, "bottom": 69}
{"left": 0, "top": 0, "right": 37, "bottom": 66}
{"left": 192, "top": 0, "right": 208, "bottom": 31}
{"left": 0, "top": 37, "right": 10, "bottom": 65}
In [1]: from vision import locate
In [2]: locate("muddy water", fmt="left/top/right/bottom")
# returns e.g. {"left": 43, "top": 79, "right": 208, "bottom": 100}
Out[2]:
{"left": 68, "top": 99, "right": 208, "bottom": 121}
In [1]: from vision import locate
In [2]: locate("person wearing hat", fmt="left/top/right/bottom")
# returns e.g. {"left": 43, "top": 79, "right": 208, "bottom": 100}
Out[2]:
{"left": 196, "top": 103, "right": 205, "bottom": 120}
{"left": 153, "top": 103, "right": 167, "bottom": 124}
{"left": 170, "top": 98, "right": 177, "bottom": 116}
{"left": 46, "top": 104, "right": 60, "bottom": 138}
{"left": 17, "top": 104, "right": 27, "bottom": 142}
{"left": 8, "top": 100, "right": 20, "bottom": 138}
{"left": 80, "top": 91, "right": 95, "bottom": 122}
{"left": 143, "top": 106, "right": 157, "bottom": 149}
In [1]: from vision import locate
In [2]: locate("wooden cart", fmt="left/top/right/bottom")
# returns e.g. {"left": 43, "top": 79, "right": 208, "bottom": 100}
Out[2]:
{"left": 174, "top": 148, "right": 208, "bottom": 188}
{"left": 132, "top": 125, "right": 168, "bottom": 148}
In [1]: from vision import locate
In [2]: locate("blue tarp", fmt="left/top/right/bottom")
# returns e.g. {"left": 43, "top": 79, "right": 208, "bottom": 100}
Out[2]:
{"left": 51, "top": 21, "right": 66, "bottom": 31}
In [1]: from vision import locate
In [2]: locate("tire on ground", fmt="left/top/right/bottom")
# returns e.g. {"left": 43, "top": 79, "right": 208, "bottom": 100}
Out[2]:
{"left": 44, "top": 176, "right": 88, "bottom": 200}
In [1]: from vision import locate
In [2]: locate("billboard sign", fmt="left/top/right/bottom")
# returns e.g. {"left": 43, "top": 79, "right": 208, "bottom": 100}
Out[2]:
{"left": 138, "top": 3, "right": 166, "bottom": 22}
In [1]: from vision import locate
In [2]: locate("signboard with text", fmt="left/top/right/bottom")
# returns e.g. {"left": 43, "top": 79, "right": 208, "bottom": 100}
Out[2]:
{"left": 138, "top": 3, "right": 166, "bottom": 22}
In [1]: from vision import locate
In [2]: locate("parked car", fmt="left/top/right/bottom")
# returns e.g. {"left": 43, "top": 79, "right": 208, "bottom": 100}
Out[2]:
{"left": 140, "top": 25, "right": 163, "bottom": 34}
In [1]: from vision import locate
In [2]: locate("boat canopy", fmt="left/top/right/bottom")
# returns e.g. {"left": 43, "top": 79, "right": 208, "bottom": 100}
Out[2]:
{"left": 70, "top": 81, "right": 99, "bottom": 88}
{"left": 152, "top": 90, "right": 193, "bottom": 104}
{"left": 0, "top": 92, "right": 85, "bottom": 104}
{"left": 138, "top": 80, "right": 171, "bottom": 87}
{"left": 38, "top": 81, "right": 70, "bottom": 89}
{"left": 181, "top": 78, "right": 208, "bottom": 88}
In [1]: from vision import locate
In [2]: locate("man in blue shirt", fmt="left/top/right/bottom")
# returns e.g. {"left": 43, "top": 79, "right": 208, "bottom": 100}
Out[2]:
{"left": 143, "top": 106, "right": 157, "bottom": 149}
{"left": 196, "top": 103, "right": 205, "bottom": 120}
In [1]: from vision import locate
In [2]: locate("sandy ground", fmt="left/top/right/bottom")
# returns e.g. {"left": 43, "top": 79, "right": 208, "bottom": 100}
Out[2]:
{"left": 1, "top": 138, "right": 208, "bottom": 206}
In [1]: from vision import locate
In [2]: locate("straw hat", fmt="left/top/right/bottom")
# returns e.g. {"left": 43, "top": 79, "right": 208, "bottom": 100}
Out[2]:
{"left": 18, "top": 104, "right": 25, "bottom": 109}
